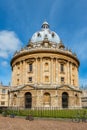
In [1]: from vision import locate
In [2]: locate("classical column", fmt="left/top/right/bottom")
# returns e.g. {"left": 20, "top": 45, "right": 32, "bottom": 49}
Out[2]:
{"left": 40, "top": 58, "right": 43, "bottom": 84}
{"left": 75, "top": 67, "right": 79, "bottom": 87}
{"left": 15, "top": 64, "right": 17, "bottom": 86}
{"left": 53, "top": 58, "right": 56, "bottom": 83}
{"left": 37, "top": 58, "right": 40, "bottom": 84}
{"left": 20, "top": 61, "right": 23, "bottom": 85}
{"left": 67, "top": 62, "right": 70, "bottom": 85}
{"left": 51, "top": 58, "right": 53, "bottom": 84}
{"left": 35, "top": 58, "right": 38, "bottom": 84}
{"left": 70, "top": 62, "right": 72, "bottom": 85}
{"left": 57, "top": 59, "right": 60, "bottom": 85}
{"left": 56, "top": 58, "right": 58, "bottom": 84}
{"left": 11, "top": 65, "right": 14, "bottom": 86}
{"left": 69, "top": 62, "right": 71, "bottom": 85}
{"left": 22, "top": 60, "right": 26, "bottom": 84}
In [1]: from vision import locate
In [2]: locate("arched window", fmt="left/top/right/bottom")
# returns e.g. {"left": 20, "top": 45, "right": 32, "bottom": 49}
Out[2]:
{"left": 28, "top": 77, "right": 32, "bottom": 82}
{"left": 62, "top": 92, "right": 68, "bottom": 108}
{"left": 61, "top": 77, "right": 64, "bottom": 83}
{"left": 52, "top": 32, "right": 55, "bottom": 37}
{"left": 60, "top": 64, "right": 64, "bottom": 72}
{"left": 45, "top": 76, "right": 49, "bottom": 82}
{"left": 14, "top": 94, "right": 17, "bottom": 97}
{"left": 37, "top": 33, "right": 41, "bottom": 37}
{"left": 45, "top": 34, "right": 47, "bottom": 38}
{"left": 25, "top": 92, "right": 32, "bottom": 108}
{"left": 43, "top": 92, "right": 51, "bottom": 106}
{"left": 45, "top": 62, "right": 48, "bottom": 66}
{"left": 44, "top": 62, "right": 49, "bottom": 71}
{"left": 29, "top": 63, "right": 33, "bottom": 72}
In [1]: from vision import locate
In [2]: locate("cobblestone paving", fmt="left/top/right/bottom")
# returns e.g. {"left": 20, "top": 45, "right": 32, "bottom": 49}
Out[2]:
{"left": 0, "top": 116, "right": 87, "bottom": 130}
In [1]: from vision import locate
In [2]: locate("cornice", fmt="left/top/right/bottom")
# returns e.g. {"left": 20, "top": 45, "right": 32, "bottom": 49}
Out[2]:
{"left": 11, "top": 48, "right": 80, "bottom": 66}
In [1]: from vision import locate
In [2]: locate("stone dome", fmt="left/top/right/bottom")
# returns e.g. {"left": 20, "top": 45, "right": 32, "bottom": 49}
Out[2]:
{"left": 31, "top": 21, "right": 61, "bottom": 44}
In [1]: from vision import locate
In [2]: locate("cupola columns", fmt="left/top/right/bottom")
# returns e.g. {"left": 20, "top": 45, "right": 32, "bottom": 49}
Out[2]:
{"left": 41, "top": 21, "right": 50, "bottom": 29}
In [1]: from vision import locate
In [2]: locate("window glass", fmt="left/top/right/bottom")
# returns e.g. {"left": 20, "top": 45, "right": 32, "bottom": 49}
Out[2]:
{"left": 29, "top": 63, "right": 33, "bottom": 72}
{"left": 61, "top": 77, "right": 64, "bottom": 82}
{"left": 60, "top": 64, "right": 64, "bottom": 72}
{"left": 2, "top": 89, "right": 6, "bottom": 94}
{"left": 29, "top": 77, "right": 32, "bottom": 82}
{"left": 1, "top": 101, "right": 5, "bottom": 105}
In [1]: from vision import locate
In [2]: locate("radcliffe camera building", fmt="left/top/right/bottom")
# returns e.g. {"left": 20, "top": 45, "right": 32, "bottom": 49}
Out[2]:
{"left": 8, "top": 21, "right": 82, "bottom": 109}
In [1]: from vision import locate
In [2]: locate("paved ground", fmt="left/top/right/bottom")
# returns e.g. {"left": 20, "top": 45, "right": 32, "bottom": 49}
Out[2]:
{"left": 0, "top": 116, "right": 87, "bottom": 130}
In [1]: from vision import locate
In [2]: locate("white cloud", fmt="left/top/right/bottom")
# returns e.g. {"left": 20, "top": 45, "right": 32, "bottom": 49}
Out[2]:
{"left": 0, "top": 30, "right": 22, "bottom": 58}
{"left": 0, "top": 51, "right": 8, "bottom": 58}
{"left": 1, "top": 61, "right": 8, "bottom": 67}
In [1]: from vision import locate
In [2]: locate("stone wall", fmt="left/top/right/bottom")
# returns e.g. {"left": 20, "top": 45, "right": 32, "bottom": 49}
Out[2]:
{"left": 11, "top": 52, "right": 79, "bottom": 89}
{"left": 9, "top": 85, "right": 82, "bottom": 108}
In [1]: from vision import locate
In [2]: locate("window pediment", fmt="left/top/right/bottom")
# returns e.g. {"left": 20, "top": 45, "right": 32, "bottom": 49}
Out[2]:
{"left": 26, "top": 58, "right": 35, "bottom": 63}
{"left": 58, "top": 59, "right": 67, "bottom": 64}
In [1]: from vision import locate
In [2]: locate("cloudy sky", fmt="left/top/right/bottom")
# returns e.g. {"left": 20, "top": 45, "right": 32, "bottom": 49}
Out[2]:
{"left": 0, "top": 0, "right": 87, "bottom": 87}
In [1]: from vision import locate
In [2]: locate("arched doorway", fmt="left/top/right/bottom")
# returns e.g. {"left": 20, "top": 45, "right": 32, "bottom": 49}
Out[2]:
{"left": 43, "top": 92, "right": 51, "bottom": 107}
{"left": 25, "top": 92, "right": 32, "bottom": 108}
{"left": 62, "top": 92, "right": 68, "bottom": 108}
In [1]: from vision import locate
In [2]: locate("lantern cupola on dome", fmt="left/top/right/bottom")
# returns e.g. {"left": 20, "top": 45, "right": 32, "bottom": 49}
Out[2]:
{"left": 31, "top": 21, "right": 61, "bottom": 44}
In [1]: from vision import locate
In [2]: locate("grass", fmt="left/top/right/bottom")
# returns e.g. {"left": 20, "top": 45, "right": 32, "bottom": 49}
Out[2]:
{"left": 1, "top": 108, "right": 87, "bottom": 119}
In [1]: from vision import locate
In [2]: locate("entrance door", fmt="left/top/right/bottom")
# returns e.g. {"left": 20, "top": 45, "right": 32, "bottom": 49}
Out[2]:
{"left": 25, "top": 92, "right": 32, "bottom": 108}
{"left": 62, "top": 92, "right": 68, "bottom": 108}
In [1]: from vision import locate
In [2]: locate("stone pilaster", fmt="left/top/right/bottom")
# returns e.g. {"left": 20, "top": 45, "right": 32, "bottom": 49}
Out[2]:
{"left": 51, "top": 58, "right": 53, "bottom": 84}
{"left": 56, "top": 59, "right": 58, "bottom": 84}
{"left": 20, "top": 61, "right": 23, "bottom": 85}
{"left": 58, "top": 94, "right": 62, "bottom": 108}
{"left": 75, "top": 67, "right": 79, "bottom": 87}
{"left": 58, "top": 59, "right": 60, "bottom": 85}
{"left": 35, "top": 58, "right": 38, "bottom": 84}
{"left": 36, "top": 90, "right": 43, "bottom": 107}
{"left": 37, "top": 58, "right": 40, "bottom": 84}
{"left": 55, "top": 90, "right": 58, "bottom": 107}
{"left": 15, "top": 64, "right": 17, "bottom": 86}
{"left": 53, "top": 58, "right": 56, "bottom": 83}
{"left": 11, "top": 66, "right": 14, "bottom": 86}
{"left": 40, "top": 58, "right": 43, "bottom": 84}
{"left": 69, "top": 62, "right": 71, "bottom": 84}
{"left": 70, "top": 63, "right": 72, "bottom": 85}
{"left": 23, "top": 60, "right": 26, "bottom": 84}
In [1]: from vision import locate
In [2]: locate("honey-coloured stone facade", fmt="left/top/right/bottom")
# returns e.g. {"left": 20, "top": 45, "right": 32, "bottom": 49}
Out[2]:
{"left": 9, "top": 22, "right": 82, "bottom": 108}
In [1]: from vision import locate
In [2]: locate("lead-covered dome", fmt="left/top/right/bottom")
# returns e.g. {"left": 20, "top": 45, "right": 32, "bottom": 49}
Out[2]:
{"left": 31, "top": 21, "right": 61, "bottom": 44}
